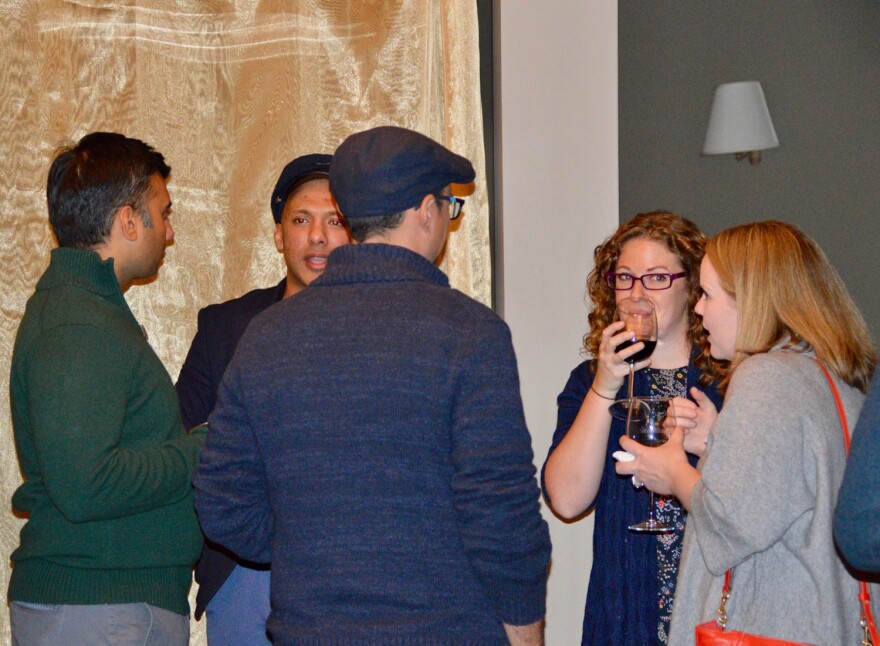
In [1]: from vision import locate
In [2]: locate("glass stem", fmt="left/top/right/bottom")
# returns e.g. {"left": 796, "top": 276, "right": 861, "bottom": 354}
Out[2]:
{"left": 648, "top": 492, "right": 657, "bottom": 524}
{"left": 626, "top": 363, "right": 635, "bottom": 401}
{"left": 624, "top": 363, "right": 635, "bottom": 431}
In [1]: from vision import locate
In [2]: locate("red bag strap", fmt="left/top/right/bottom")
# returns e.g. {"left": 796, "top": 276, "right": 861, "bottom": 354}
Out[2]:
{"left": 717, "top": 361, "right": 878, "bottom": 644}
{"left": 818, "top": 362, "right": 851, "bottom": 452}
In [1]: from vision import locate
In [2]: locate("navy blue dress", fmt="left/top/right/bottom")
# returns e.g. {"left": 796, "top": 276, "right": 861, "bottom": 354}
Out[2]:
{"left": 542, "top": 354, "right": 722, "bottom": 645}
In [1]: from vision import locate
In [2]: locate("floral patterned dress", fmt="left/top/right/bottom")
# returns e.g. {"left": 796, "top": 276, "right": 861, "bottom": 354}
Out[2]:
{"left": 645, "top": 366, "right": 688, "bottom": 644}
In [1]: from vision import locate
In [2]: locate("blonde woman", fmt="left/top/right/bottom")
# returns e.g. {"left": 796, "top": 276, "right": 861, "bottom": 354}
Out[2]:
{"left": 618, "top": 220, "right": 876, "bottom": 645}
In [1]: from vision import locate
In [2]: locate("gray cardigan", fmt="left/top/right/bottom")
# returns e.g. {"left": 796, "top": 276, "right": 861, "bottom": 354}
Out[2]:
{"left": 669, "top": 349, "right": 872, "bottom": 645}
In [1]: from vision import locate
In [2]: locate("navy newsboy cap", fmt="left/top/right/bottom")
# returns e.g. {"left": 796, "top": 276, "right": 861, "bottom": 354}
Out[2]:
{"left": 270, "top": 153, "right": 332, "bottom": 223}
{"left": 330, "top": 126, "right": 475, "bottom": 220}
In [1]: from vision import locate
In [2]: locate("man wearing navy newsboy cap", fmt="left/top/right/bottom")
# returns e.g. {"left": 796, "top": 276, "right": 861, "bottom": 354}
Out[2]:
{"left": 195, "top": 126, "right": 551, "bottom": 644}
{"left": 179, "top": 153, "right": 350, "bottom": 645}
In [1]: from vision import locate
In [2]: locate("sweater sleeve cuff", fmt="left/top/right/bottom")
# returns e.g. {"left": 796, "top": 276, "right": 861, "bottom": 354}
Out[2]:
{"left": 484, "top": 567, "right": 549, "bottom": 625}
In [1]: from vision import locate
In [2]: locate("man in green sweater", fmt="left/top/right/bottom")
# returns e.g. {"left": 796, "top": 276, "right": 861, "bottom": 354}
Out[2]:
{"left": 8, "top": 132, "right": 207, "bottom": 644}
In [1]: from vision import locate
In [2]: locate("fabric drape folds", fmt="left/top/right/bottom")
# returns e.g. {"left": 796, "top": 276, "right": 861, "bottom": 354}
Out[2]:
{"left": 0, "top": 2, "right": 488, "bottom": 642}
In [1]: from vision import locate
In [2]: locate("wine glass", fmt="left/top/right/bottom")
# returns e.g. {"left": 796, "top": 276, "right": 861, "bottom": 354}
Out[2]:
{"left": 610, "top": 396, "right": 676, "bottom": 533}
{"left": 614, "top": 298, "right": 657, "bottom": 410}
{"left": 614, "top": 297, "right": 658, "bottom": 492}
{"left": 615, "top": 297, "right": 658, "bottom": 404}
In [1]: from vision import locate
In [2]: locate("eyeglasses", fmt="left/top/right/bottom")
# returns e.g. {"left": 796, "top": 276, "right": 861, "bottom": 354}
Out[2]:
{"left": 605, "top": 271, "right": 687, "bottom": 291}
{"left": 435, "top": 195, "right": 465, "bottom": 220}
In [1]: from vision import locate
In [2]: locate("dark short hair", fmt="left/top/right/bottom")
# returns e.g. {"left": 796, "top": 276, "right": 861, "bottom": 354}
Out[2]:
{"left": 46, "top": 132, "right": 170, "bottom": 248}
{"left": 346, "top": 190, "right": 450, "bottom": 242}
{"left": 346, "top": 211, "right": 406, "bottom": 243}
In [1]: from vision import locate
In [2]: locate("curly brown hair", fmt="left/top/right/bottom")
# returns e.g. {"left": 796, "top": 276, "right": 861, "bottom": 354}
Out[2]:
{"left": 583, "top": 211, "right": 723, "bottom": 385}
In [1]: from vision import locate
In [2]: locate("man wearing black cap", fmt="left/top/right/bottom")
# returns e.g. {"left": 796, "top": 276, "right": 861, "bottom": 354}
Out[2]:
{"left": 177, "top": 154, "right": 349, "bottom": 645}
{"left": 194, "top": 126, "right": 551, "bottom": 644}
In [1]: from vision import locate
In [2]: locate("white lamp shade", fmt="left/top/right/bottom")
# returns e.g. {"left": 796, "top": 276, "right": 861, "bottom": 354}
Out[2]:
{"left": 702, "top": 81, "right": 779, "bottom": 155}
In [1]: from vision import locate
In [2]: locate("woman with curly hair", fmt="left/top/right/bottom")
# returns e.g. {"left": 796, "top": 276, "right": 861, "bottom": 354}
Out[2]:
{"left": 543, "top": 211, "right": 723, "bottom": 645}
{"left": 618, "top": 221, "right": 876, "bottom": 645}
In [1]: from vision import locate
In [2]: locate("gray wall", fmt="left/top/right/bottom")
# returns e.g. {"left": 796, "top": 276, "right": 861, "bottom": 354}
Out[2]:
{"left": 620, "top": 1, "right": 880, "bottom": 340}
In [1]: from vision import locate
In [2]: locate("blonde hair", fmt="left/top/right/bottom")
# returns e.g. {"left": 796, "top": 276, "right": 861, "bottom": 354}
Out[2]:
{"left": 585, "top": 211, "right": 723, "bottom": 385}
{"left": 707, "top": 220, "right": 875, "bottom": 392}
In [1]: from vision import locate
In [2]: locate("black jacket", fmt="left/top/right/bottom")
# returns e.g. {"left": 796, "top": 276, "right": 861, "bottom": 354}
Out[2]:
{"left": 176, "top": 279, "right": 285, "bottom": 618}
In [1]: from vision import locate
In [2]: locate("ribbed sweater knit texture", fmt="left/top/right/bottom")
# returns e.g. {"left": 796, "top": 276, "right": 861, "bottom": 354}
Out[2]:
{"left": 194, "top": 243, "right": 551, "bottom": 645}
{"left": 8, "top": 247, "right": 206, "bottom": 615}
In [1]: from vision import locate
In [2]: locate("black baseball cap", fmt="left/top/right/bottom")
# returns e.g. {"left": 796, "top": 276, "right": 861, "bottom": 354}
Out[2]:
{"left": 330, "top": 126, "right": 475, "bottom": 220}
{"left": 270, "top": 154, "right": 332, "bottom": 223}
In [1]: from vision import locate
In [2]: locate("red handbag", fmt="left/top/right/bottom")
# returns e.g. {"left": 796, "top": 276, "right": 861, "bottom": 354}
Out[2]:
{"left": 695, "top": 362, "right": 878, "bottom": 646}
{"left": 694, "top": 569, "right": 810, "bottom": 645}
{"left": 695, "top": 612, "right": 808, "bottom": 645}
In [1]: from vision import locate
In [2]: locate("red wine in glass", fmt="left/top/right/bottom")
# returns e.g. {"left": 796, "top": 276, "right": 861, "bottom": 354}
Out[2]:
{"left": 614, "top": 297, "right": 658, "bottom": 406}
{"left": 627, "top": 411, "right": 667, "bottom": 446}
{"left": 615, "top": 337, "right": 657, "bottom": 363}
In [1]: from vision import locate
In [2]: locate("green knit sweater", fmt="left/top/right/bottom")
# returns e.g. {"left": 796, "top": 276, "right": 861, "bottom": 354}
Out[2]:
{"left": 8, "top": 248, "right": 207, "bottom": 615}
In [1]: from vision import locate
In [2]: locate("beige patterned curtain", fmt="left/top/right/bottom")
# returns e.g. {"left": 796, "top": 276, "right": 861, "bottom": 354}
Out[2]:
{"left": 0, "top": 1, "right": 488, "bottom": 642}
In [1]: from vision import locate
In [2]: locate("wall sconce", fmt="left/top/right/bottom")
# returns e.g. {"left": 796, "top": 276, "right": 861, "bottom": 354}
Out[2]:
{"left": 702, "top": 81, "right": 779, "bottom": 165}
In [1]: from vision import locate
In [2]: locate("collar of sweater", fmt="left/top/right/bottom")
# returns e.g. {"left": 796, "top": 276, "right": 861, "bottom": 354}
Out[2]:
{"left": 315, "top": 243, "right": 450, "bottom": 288}
{"left": 38, "top": 247, "right": 124, "bottom": 300}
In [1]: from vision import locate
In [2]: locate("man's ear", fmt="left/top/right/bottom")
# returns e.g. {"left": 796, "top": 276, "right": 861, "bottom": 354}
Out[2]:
{"left": 274, "top": 222, "right": 284, "bottom": 252}
{"left": 416, "top": 194, "right": 436, "bottom": 231}
{"left": 116, "top": 205, "right": 139, "bottom": 242}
